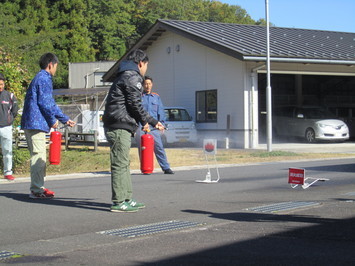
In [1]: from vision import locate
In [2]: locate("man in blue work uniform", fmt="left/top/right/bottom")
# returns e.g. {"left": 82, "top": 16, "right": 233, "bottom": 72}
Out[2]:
{"left": 141, "top": 76, "right": 174, "bottom": 174}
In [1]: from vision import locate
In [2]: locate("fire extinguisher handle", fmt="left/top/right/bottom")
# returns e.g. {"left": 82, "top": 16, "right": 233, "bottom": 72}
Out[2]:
{"left": 141, "top": 127, "right": 167, "bottom": 133}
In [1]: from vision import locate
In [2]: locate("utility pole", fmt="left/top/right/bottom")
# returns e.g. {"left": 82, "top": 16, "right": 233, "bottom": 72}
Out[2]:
{"left": 265, "top": 0, "right": 272, "bottom": 152}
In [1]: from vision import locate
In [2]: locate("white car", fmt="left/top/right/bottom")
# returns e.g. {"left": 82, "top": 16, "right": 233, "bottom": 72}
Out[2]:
{"left": 162, "top": 107, "right": 198, "bottom": 145}
{"left": 273, "top": 106, "right": 349, "bottom": 143}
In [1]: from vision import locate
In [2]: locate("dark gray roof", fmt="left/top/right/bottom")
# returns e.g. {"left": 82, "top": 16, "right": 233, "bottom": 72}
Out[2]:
{"left": 104, "top": 19, "right": 355, "bottom": 82}
{"left": 159, "top": 19, "right": 355, "bottom": 61}
{"left": 53, "top": 87, "right": 109, "bottom": 96}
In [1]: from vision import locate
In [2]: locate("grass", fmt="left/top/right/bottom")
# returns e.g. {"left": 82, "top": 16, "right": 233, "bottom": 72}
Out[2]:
{"left": 13, "top": 145, "right": 355, "bottom": 177}
{"left": 250, "top": 151, "right": 297, "bottom": 157}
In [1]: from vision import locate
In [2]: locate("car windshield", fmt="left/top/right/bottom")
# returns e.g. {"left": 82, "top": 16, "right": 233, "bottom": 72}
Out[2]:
{"left": 301, "top": 108, "right": 337, "bottom": 119}
{"left": 165, "top": 109, "right": 191, "bottom": 121}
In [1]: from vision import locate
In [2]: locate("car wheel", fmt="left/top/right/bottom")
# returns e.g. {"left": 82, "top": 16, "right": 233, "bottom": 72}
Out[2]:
{"left": 305, "top": 128, "right": 316, "bottom": 143}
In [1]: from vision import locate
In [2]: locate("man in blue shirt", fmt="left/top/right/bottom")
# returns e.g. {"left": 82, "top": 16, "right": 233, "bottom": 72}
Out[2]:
{"left": 21, "top": 53, "right": 75, "bottom": 199}
{"left": 141, "top": 76, "right": 174, "bottom": 174}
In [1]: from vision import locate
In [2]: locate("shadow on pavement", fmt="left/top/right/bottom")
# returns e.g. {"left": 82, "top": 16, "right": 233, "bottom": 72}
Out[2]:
{"left": 306, "top": 163, "right": 355, "bottom": 173}
{"left": 138, "top": 210, "right": 355, "bottom": 265}
{"left": 1, "top": 192, "right": 110, "bottom": 212}
{"left": 182, "top": 209, "right": 355, "bottom": 240}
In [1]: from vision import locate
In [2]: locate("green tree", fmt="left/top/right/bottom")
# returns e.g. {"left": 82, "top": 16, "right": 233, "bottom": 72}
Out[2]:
{"left": 0, "top": 0, "right": 261, "bottom": 89}
{"left": 51, "top": 0, "right": 94, "bottom": 62}
{"left": 255, "top": 18, "right": 268, "bottom": 26}
{"left": 0, "top": 0, "right": 57, "bottom": 87}
{"left": 0, "top": 2, "right": 52, "bottom": 88}
{"left": 208, "top": 1, "right": 254, "bottom": 24}
{"left": 132, "top": 0, "right": 258, "bottom": 38}
{"left": 49, "top": 0, "right": 96, "bottom": 88}
{"left": 0, "top": 1, "right": 20, "bottom": 43}
{"left": 87, "top": 0, "right": 136, "bottom": 60}
{"left": 0, "top": 47, "right": 30, "bottom": 126}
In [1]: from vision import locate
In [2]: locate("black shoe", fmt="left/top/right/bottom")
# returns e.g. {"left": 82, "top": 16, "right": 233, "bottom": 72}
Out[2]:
{"left": 164, "top": 169, "right": 175, "bottom": 174}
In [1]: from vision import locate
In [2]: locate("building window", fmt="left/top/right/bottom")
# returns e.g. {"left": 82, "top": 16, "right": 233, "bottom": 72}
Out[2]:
{"left": 196, "top": 90, "right": 217, "bottom": 122}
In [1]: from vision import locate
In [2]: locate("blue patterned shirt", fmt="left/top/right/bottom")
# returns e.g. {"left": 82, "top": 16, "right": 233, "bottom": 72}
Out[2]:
{"left": 21, "top": 70, "right": 69, "bottom": 133}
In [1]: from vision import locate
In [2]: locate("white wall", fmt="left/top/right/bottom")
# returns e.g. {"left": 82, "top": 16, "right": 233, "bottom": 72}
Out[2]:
{"left": 146, "top": 32, "right": 249, "bottom": 148}
{"left": 69, "top": 61, "right": 115, "bottom": 89}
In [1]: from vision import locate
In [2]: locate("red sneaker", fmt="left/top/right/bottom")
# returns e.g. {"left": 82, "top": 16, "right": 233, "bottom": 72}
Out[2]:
{"left": 4, "top": 175, "right": 15, "bottom": 181}
{"left": 29, "top": 188, "right": 55, "bottom": 199}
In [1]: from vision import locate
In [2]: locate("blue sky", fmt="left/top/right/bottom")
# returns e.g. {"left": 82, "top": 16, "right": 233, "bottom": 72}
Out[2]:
{"left": 219, "top": 0, "right": 355, "bottom": 33}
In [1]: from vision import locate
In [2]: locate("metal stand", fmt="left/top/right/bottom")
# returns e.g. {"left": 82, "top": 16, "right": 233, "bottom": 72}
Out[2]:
{"left": 288, "top": 168, "right": 329, "bottom": 189}
{"left": 196, "top": 154, "right": 220, "bottom": 183}
{"left": 290, "top": 177, "right": 329, "bottom": 189}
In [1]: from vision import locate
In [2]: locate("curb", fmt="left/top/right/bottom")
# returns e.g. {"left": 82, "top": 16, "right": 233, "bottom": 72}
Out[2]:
{"left": 1, "top": 155, "right": 355, "bottom": 185}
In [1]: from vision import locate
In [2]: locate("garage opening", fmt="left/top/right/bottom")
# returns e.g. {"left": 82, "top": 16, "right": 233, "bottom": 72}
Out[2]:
{"left": 258, "top": 73, "right": 355, "bottom": 143}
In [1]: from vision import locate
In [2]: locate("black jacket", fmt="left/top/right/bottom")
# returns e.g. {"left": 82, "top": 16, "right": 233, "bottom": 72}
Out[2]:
{"left": 0, "top": 90, "right": 18, "bottom": 127}
{"left": 103, "top": 60, "right": 158, "bottom": 134}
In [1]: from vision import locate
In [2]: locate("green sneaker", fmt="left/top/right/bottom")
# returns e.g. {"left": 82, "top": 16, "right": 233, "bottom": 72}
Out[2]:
{"left": 126, "top": 199, "right": 145, "bottom": 209}
{"left": 110, "top": 202, "right": 138, "bottom": 212}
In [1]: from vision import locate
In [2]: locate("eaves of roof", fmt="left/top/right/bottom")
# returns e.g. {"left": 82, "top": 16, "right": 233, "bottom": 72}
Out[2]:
{"left": 53, "top": 87, "right": 109, "bottom": 96}
{"left": 103, "top": 19, "right": 355, "bottom": 82}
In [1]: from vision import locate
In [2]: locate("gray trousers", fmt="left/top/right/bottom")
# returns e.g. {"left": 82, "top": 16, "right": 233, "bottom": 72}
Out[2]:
{"left": 0, "top": 125, "right": 13, "bottom": 176}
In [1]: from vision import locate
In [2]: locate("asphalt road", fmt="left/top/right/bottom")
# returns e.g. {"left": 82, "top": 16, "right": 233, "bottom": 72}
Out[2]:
{"left": 1, "top": 157, "right": 355, "bottom": 265}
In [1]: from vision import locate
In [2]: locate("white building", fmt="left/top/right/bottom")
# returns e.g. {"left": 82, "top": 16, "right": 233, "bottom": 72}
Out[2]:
{"left": 103, "top": 20, "right": 355, "bottom": 148}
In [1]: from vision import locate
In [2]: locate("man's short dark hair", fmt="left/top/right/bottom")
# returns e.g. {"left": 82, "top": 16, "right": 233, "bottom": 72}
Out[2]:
{"left": 126, "top": 49, "right": 149, "bottom": 64}
{"left": 144, "top": 76, "right": 153, "bottom": 82}
{"left": 39, "top": 53, "right": 59, "bottom": 69}
{"left": 0, "top": 73, "right": 5, "bottom": 81}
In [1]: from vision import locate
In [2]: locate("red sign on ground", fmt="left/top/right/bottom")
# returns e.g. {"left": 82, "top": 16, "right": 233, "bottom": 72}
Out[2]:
{"left": 288, "top": 168, "right": 305, "bottom": 185}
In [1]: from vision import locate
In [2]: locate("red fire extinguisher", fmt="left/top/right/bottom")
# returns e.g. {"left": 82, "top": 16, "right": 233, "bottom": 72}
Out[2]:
{"left": 49, "top": 130, "right": 62, "bottom": 165}
{"left": 140, "top": 130, "right": 154, "bottom": 174}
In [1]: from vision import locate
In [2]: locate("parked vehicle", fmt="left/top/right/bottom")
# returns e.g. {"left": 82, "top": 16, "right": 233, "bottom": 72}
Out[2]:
{"left": 273, "top": 106, "right": 349, "bottom": 142}
{"left": 162, "top": 107, "right": 198, "bottom": 145}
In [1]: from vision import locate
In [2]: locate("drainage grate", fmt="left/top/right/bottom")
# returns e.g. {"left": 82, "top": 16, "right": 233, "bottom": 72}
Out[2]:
{"left": 0, "top": 251, "right": 21, "bottom": 260}
{"left": 245, "top": 201, "right": 320, "bottom": 213}
{"left": 98, "top": 220, "right": 203, "bottom": 238}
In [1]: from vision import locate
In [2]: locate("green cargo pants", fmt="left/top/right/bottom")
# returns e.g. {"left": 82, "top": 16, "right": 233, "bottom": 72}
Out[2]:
{"left": 105, "top": 129, "right": 133, "bottom": 203}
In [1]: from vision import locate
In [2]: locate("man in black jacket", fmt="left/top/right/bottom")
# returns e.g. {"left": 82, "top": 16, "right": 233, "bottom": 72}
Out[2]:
{"left": 103, "top": 49, "right": 164, "bottom": 212}
{"left": 0, "top": 73, "right": 18, "bottom": 181}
